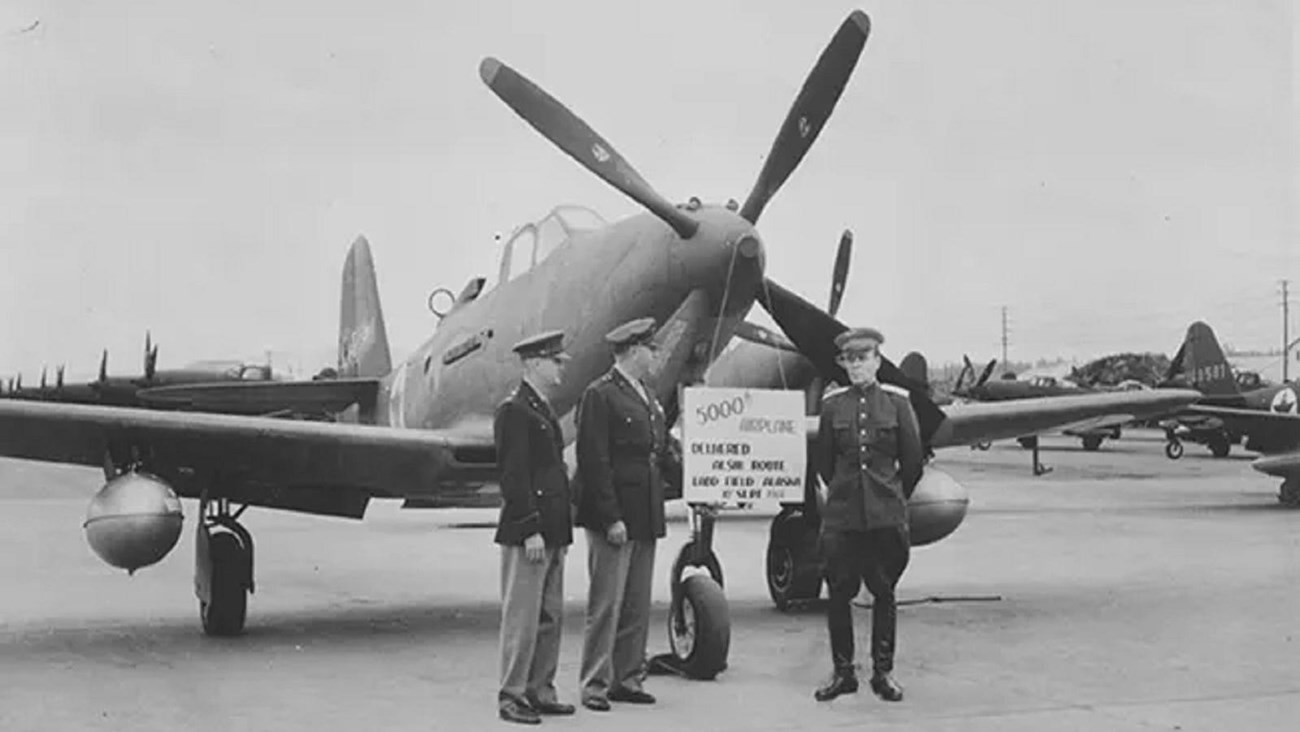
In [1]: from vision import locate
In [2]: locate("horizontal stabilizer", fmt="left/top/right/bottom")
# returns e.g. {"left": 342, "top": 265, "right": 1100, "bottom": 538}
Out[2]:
{"left": 136, "top": 378, "right": 381, "bottom": 416}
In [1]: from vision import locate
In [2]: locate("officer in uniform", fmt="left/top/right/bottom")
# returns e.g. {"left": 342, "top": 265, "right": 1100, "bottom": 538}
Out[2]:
{"left": 813, "top": 327, "right": 924, "bottom": 703}
{"left": 494, "top": 329, "right": 576, "bottom": 725}
{"left": 574, "top": 317, "right": 668, "bottom": 711}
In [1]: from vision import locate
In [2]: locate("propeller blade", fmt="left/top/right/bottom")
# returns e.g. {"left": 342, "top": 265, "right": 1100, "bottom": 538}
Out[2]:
{"left": 56, "top": 364, "right": 65, "bottom": 389}
{"left": 954, "top": 356, "right": 972, "bottom": 393}
{"left": 739, "top": 11, "right": 871, "bottom": 224}
{"left": 98, "top": 349, "right": 107, "bottom": 383}
{"left": 755, "top": 277, "right": 946, "bottom": 444}
{"left": 144, "top": 331, "right": 158, "bottom": 381}
{"left": 827, "top": 229, "right": 852, "bottom": 317}
{"left": 733, "top": 321, "right": 800, "bottom": 354}
{"left": 479, "top": 57, "right": 699, "bottom": 239}
{"left": 40, "top": 366, "right": 47, "bottom": 389}
{"left": 977, "top": 358, "right": 997, "bottom": 388}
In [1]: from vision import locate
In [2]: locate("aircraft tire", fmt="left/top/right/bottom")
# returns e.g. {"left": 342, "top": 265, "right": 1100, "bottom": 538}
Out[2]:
{"left": 201, "top": 532, "right": 248, "bottom": 637}
{"left": 1209, "top": 438, "right": 1231, "bottom": 459}
{"left": 666, "top": 575, "right": 730, "bottom": 681}
{"left": 1164, "top": 440, "right": 1184, "bottom": 460}
{"left": 1081, "top": 435, "right": 1103, "bottom": 452}
{"left": 1279, "top": 478, "right": 1300, "bottom": 508}
{"left": 765, "top": 509, "right": 822, "bottom": 611}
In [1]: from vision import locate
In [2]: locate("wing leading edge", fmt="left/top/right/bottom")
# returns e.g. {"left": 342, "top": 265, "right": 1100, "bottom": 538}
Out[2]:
{"left": 0, "top": 400, "right": 497, "bottom": 507}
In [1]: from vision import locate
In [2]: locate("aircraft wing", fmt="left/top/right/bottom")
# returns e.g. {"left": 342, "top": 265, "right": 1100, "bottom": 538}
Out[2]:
{"left": 135, "top": 378, "right": 380, "bottom": 416}
{"left": 1251, "top": 450, "right": 1300, "bottom": 479}
{"left": 0, "top": 400, "right": 496, "bottom": 510}
{"left": 927, "top": 390, "right": 1201, "bottom": 449}
{"left": 1180, "top": 405, "right": 1300, "bottom": 452}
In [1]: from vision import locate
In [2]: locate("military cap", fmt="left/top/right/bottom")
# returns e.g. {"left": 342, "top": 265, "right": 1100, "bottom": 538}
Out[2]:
{"left": 512, "top": 329, "right": 568, "bottom": 359}
{"left": 834, "top": 327, "right": 885, "bottom": 354}
{"left": 604, "top": 317, "right": 657, "bottom": 347}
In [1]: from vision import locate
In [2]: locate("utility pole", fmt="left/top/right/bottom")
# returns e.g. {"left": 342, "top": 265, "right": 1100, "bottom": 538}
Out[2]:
{"left": 1283, "top": 279, "right": 1291, "bottom": 382}
{"left": 1000, "top": 306, "right": 1010, "bottom": 367}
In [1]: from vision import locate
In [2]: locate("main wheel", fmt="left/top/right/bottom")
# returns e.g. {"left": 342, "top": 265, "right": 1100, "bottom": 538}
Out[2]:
{"left": 1165, "top": 440, "right": 1184, "bottom": 460}
{"left": 201, "top": 532, "right": 248, "bottom": 637}
{"left": 1209, "top": 437, "right": 1231, "bottom": 458}
{"left": 1081, "top": 435, "right": 1103, "bottom": 452}
{"left": 666, "top": 574, "right": 730, "bottom": 680}
{"left": 765, "top": 509, "right": 822, "bottom": 611}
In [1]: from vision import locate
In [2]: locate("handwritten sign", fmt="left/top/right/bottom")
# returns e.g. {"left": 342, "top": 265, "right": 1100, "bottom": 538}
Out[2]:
{"left": 680, "top": 386, "right": 806, "bottom": 505}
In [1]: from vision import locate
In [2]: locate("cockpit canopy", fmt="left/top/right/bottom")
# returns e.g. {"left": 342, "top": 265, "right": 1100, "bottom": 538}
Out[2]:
{"left": 497, "top": 205, "right": 607, "bottom": 285}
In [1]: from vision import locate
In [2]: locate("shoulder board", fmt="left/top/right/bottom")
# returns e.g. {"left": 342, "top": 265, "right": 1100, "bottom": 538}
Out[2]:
{"left": 881, "top": 383, "right": 911, "bottom": 398}
{"left": 821, "top": 385, "right": 849, "bottom": 401}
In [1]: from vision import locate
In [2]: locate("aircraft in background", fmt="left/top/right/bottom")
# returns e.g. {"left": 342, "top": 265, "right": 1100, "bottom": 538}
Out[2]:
{"left": 948, "top": 357, "right": 1144, "bottom": 455}
{"left": 1159, "top": 321, "right": 1299, "bottom": 465}
{"left": 0, "top": 333, "right": 278, "bottom": 409}
{"left": 0, "top": 11, "right": 1201, "bottom": 680}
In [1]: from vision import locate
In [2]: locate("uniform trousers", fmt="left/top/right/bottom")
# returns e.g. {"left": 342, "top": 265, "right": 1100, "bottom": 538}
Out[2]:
{"left": 821, "top": 526, "right": 910, "bottom": 674}
{"left": 498, "top": 545, "right": 567, "bottom": 707}
{"left": 579, "top": 531, "right": 657, "bottom": 701}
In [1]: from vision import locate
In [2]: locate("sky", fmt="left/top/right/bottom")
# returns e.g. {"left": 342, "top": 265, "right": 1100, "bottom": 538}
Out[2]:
{"left": 1, "top": 0, "right": 1297, "bottom": 382}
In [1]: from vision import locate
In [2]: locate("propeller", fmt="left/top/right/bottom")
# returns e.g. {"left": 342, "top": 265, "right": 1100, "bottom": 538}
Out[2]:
{"left": 755, "top": 279, "right": 947, "bottom": 444}
{"left": 739, "top": 11, "right": 871, "bottom": 224}
{"left": 827, "top": 229, "right": 852, "bottom": 318}
{"left": 143, "top": 331, "right": 158, "bottom": 381}
{"left": 98, "top": 349, "right": 108, "bottom": 383}
{"left": 478, "top": 58, "right": 699, "bottom": 239}
{"left": 56, "top": 364, "right": 65, "bottom": 389}
{"left": 976, "top": 358, "right": 997, "bottom": 388}
{"left": 39, "top": 366, "right": 47, "bottom": 390}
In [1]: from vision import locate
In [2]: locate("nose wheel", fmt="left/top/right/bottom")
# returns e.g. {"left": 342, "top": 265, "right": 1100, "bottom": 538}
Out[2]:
{"left": 196, "top": 495, "right": 254, "bottom": 637}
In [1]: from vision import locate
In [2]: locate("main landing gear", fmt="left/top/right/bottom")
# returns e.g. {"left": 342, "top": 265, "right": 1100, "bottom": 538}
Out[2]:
{"left": 1018, "top": 436, "right": 1053, "bottom": 476}
{"left": 765, "top": 504, "right": 823, "bottom": 610}
{"left": 195, "top": 494, "right": 255, "bottom": 637}
{"left": 662, "top": 504, "right": 730, "bottom": 680}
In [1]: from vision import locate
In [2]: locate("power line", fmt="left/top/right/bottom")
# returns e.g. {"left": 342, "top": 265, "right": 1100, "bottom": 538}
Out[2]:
{"left": 1282, "top": 279, "right": 1291, "bottom": 381}
{"left": 1000, "top": 306, "right": 1010, "bottom": 366}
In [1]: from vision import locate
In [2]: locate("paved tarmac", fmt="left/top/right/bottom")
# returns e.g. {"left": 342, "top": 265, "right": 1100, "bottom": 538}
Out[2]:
{"left": 2, "top": 429, "right": 1298, "bottom": 731}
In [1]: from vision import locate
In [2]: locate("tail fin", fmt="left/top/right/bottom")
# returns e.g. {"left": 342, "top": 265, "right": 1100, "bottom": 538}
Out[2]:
{"left": 1169, "top": 321, "right": 1236, "bottom": 395}
{"left": 338, "top": 236, "right": 393, "bottom": 378}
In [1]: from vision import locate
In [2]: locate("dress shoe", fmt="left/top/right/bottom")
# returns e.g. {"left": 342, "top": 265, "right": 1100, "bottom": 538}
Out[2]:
{"left": 608, "top": 687, "right": 656, "bottom": 704}
{"left": 814, "top": 671, "right": 859, "bottom": 701}
{"left": 498, "top": 700, "right": 541, "bottom": 725}
{"left": 870, "top": 672, "right": 904, "bottom": 702}
{"left": 527, "top": 699, "right": 575, "bottom": 716}
{"left": 582, "top": 697, "right": 611, "bottom": 712}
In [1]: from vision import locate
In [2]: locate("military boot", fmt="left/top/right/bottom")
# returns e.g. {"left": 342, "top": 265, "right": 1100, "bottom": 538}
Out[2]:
{"left": 869, "top": 671, "right": 904, "bottom": 702}
{"left": 814, "top": 666, "right": 859, "bottom": 701}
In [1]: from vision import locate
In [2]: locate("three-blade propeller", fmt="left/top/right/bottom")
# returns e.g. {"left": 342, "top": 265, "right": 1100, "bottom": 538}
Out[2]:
{"left": 480, "top": 10, "right": 947, "bottom": 442}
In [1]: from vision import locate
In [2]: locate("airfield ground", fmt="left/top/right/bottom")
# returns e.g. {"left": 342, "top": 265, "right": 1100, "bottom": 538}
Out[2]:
{"left": 1, "top": 428, "right": 1297, "bottom": 731}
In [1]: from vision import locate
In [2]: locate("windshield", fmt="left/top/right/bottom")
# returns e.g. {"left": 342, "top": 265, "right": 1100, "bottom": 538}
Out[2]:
{"left": 496, "top": 205, "right": 607, "bottom": 285}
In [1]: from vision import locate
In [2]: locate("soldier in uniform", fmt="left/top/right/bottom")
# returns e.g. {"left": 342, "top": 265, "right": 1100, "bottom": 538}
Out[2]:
{"left": 574, "top": 317, "right": 668, "bottom": 711}
{"left": 813, "top": 327, "right": 924, "bottom": 703}
{"left": 494, "top": 329, "right": 576, "bottom": 725}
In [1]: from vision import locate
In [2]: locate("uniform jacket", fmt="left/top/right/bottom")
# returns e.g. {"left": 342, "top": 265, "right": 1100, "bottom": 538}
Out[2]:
{"left": 493, "top": 379, "right": 574, "bottom": 547}
{"left": 573, "top": 367, "right": 669, "bottom": 541}
{"left": 814, "top": 381, "right": 924, "bottom": 533}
